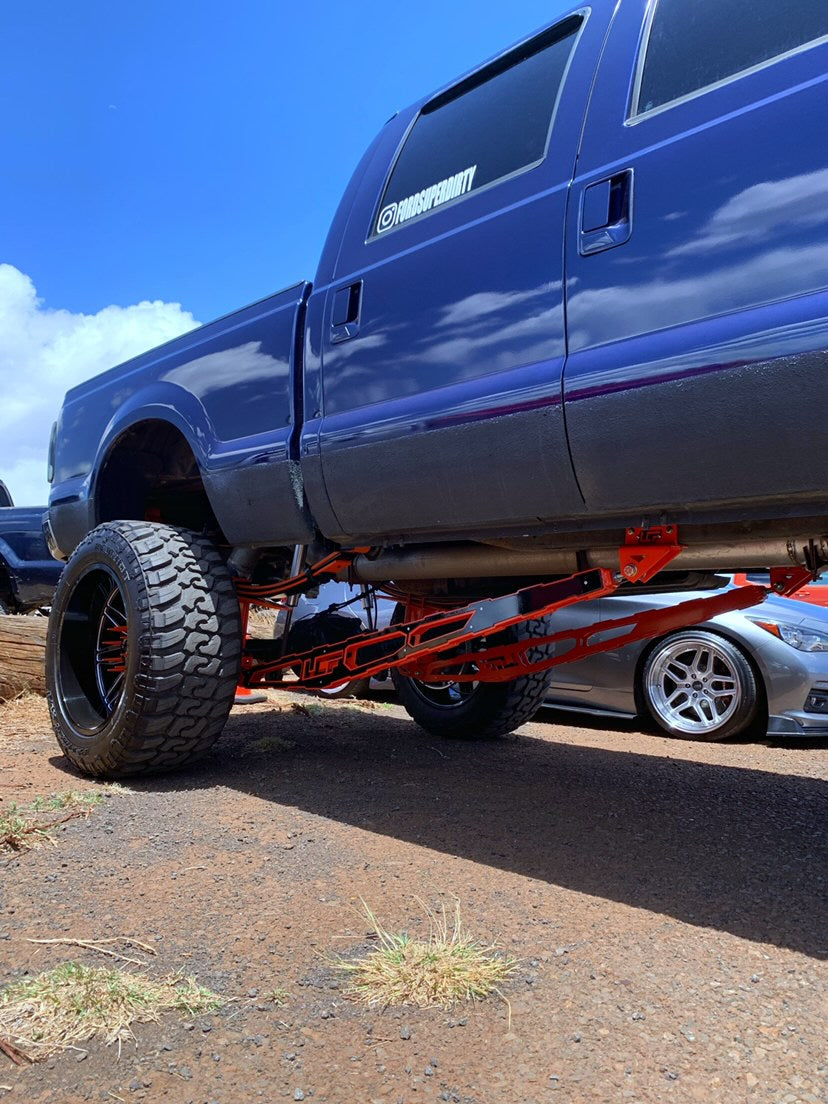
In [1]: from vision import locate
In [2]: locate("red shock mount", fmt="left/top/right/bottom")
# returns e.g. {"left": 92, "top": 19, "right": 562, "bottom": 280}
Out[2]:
{"left": 234, "top": 527, "right": 813, "bottom": 694}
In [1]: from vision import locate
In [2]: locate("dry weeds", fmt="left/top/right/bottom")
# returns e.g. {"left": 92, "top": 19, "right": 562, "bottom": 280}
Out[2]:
{"left": 0, "top": 792, "right": 103, "bottom": 854}
{"left": 0, "top": 963, "right": 220, "bottom": 1061}
{"left": 338, "top": 901, "right": 516, "bottom": 1010}
{"left": 0, "top": 692, "right": 47, "bottom": 743}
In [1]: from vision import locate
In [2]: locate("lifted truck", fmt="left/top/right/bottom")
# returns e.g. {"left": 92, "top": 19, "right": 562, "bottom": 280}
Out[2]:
{"left": 44, "top": 0, "right": 828, "bottom": 776}
{"left": 0, "top": 482, "right": 62, "bottom": 614}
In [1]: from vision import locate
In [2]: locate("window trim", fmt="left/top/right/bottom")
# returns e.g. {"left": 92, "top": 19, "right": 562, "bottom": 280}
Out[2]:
{"left": 628, "top": 0, "right": 828, "bottom": 124}
{"left": 366, "top": 10, "right": 587, "bottom": 244}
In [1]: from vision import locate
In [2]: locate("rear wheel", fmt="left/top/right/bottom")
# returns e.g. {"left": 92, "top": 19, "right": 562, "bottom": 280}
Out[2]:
{"left": 46, "top": 521, "right": 241, "bottom": 778}
{"left": 391, "top": 605, "right": 553, "bottom": 739}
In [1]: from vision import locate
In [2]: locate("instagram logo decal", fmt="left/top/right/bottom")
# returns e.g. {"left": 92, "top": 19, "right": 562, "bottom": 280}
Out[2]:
{"left": 375, "top": 165, "right": 477, "bottom": 234}
{"left": 376, "top": 202, "right": 398, "bottom": 234}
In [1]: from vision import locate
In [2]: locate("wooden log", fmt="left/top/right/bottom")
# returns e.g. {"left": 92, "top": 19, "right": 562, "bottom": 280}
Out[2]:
{"left": 0, "top": 615, "right": 48, "bottom": 700}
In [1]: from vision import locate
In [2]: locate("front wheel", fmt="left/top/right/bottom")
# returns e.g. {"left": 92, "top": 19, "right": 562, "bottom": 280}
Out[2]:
{"left": 641, "top": 630, "right": 761, "bottom": 741}
{"left": 391, "top": 605, "right": 553, "bottom": 739}
{"left": 46, "top": 521, "right": 241, "bottom": 778}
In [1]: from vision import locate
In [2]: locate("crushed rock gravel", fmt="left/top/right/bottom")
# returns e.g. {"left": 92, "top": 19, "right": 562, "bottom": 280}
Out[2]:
{"left": 0, "top": 691, "right": 825, "bottom": 1103}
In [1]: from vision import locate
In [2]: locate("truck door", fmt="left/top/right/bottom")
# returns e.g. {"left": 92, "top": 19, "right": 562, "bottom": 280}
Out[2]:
{"left": 305, "top": 6, "right": 614, "bottom": 543}
{"left": 564, "top": 0, "right": 828, "bottom": 522}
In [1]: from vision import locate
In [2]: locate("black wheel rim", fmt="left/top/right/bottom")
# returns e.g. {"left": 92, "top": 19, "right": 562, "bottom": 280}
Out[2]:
{"left": 407, "top": 663, "right": 480, "bottom": 711}
{"left": 56, "top": 567, "right": 129, "bottom": 737}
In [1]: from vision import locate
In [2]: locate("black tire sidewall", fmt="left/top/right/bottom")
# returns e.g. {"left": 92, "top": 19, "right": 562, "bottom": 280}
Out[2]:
{"left": 47, "top": 526, "right": 149, "bottom": 765}
{"left": 46, "top": 521, "right": 240, "bottom": 777}
{"left": 392, "top": 668, "right": 522, "bottom": 738}
{"left": 390, "top": 603, "right": 552, "bottom": 739}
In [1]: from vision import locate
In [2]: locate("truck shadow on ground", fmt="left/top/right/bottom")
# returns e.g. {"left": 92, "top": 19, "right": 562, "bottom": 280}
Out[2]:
{"left": 60, "top": 703, "right": 828, "bottom": 960}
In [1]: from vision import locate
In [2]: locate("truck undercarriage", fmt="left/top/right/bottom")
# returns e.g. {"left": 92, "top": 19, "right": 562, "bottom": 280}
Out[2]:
{"left": 43, "top": 517, "right": 823, "bottom": 778}
{"left": 235, "top": 526, "right": 815, "bottom": 696}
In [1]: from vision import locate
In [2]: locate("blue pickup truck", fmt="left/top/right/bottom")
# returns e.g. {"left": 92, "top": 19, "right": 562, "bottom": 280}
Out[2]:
{"left": 0, "top": 481, "right": 62, "bottom": 614}
{"left": 44, "top": 0, "right": 828, "bottom": 777}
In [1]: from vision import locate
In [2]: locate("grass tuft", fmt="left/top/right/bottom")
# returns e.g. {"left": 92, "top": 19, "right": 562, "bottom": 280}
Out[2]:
{"left": 30, "top": 792, "right": 103, "bottom": 813}
{"left": 337, "top": 901, "right": 516, "bottom": 1010}
{"left": 249, "top": 735, "right": 296, "bottom": 754}
{"left": 0, "top": 962, "right": 220, "bottom": 1060}
{"left": 0, "top": 792, "right": 104, "bottom": 854}
{"left": 263, "top": 986, "right": 290, "bottom": 1006}
{"left": 0, "top": 805, "right": 31, "bottom": 851}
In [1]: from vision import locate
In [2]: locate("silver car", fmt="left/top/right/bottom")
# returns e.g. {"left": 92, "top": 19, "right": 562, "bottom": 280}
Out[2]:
{"left": 283, "top": 576, "right": 828, "bottom": 742}
{"left": 540, "top": 576, "right": 828, "bottom": 741}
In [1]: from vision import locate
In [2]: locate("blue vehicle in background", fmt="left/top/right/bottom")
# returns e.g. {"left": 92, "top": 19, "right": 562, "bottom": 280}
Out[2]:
{"left": 0, "top": 481, "right": 62, "bottom": 614}
{"left": 42, "top": 0, "right": 828, "bottom": 777}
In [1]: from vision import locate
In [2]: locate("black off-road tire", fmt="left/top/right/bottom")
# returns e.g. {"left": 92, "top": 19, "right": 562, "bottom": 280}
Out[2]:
{"left": 46, "top": 521, "right": 241, "bottom": 778}
{"left": 391, "top": 606, "right": 553, "bottom": 739}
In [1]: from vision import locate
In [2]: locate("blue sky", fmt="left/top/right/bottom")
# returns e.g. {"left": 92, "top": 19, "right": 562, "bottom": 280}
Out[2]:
{"left": 3, "top": 0, "right": 571, "bottom": 322}
{"left": 0, "top": 1, "right": 572, "bottom": 504}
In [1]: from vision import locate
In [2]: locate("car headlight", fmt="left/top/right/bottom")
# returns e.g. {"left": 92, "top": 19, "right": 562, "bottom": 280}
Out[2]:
{"left": 754, "top": 620, "right": 828, "bottom": 652}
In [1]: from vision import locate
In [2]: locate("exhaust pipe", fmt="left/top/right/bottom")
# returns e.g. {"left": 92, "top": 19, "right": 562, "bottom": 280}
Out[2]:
{"left": 351, "top": 537, "right": 828, "bottom": 582}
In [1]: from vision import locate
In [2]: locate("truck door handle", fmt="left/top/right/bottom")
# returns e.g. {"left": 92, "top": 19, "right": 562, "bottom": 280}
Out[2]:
{"left": 330, "top": 281, "right": 362, "bottom": 343}
{"left": 579, "top": 169, "right": 634, "bottom": 256}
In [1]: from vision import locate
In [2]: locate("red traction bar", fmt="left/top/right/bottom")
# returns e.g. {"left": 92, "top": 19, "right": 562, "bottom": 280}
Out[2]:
{"left": 237, "top": 527, "right": 809, "bottom": 694}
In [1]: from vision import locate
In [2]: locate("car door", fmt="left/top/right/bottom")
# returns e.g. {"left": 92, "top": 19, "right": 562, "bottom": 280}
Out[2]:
{"left": 563, "top": 0, "right": 828, "bottom": 522}
{"left": 307, "top": 6, "right": 616, "bottom": 543}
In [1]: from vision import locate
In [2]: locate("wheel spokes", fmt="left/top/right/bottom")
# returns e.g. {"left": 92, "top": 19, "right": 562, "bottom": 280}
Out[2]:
{"left": 650, "top": 636, "right": 743, "bottom": 735}
{"left": 93, "top": 581, "right": 128, "bottom": 717}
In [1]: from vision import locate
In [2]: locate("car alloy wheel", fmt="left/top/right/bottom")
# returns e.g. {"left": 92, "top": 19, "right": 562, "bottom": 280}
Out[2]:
{"left": 642, "top": 630, "right": 759, "bottom": 741}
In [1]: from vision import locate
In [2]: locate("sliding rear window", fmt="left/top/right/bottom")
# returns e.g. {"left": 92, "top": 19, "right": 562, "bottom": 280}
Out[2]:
{"left": 372, "top": 16, "right": 582, "bottom": 238}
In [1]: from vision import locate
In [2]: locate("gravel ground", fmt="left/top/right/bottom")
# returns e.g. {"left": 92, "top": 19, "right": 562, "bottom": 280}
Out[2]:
{"left": 0, "top": 691, "right": 825, "bottom": 1104}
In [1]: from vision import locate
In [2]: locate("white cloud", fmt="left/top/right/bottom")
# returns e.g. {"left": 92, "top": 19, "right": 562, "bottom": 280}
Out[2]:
{"left": 0, "top": 265, "right": 199, "bottom": 507}
{"left": 668, "top": 168, "right": 828, "bottom": 259}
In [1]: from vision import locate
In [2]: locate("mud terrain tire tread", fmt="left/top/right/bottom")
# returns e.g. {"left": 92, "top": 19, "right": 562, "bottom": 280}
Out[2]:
{"left": 47, "top": 522, "right": 241, "bottom": 778}
{"left": 392, "top": 614, "right": 553, "bottom": 740}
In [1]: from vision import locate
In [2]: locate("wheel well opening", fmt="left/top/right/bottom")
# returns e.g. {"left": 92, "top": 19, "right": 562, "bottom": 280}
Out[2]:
{"left": 96, "top": 421, "right": 226, "bottom": 542}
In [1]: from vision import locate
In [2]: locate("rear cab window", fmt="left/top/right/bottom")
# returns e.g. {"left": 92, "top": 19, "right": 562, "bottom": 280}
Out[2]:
{"left": 634, "top": 0, "right": 828, "bottom": 117}
{"left": 371, "top": 16, "right": 582, "bottom": 239}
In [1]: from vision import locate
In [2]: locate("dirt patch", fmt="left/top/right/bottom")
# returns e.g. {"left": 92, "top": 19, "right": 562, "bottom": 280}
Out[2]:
{"left": 0, "top": 692, "right": 825, "bottom": 1103}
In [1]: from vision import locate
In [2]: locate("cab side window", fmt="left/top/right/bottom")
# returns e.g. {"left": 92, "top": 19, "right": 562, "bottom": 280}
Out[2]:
{"left": 636, "top": 0, "right": 828, "bottom": 115}
{"left": 372, "top": 16, "right": 581, "bottom": 238}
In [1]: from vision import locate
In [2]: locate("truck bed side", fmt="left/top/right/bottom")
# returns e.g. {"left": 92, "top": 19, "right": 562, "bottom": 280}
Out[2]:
{"left": 49, "top": 282, "right": 313, "bottom": 558}
{"left": 0, "top": 506, "right": 63, "bottom": 611}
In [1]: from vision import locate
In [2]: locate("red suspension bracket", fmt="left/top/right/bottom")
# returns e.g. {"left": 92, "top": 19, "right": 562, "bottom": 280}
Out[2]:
{"left": 768, "top": 565, "right": 814, "bottom": 597}
{"left": 408, "top": 584, "right": 768, "bottom": 684}
{"left": 238, "top": 528, "right": 687, "bottom": 690}
{"left": 619, "top": 525, "right": 683, "bottom": 583}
